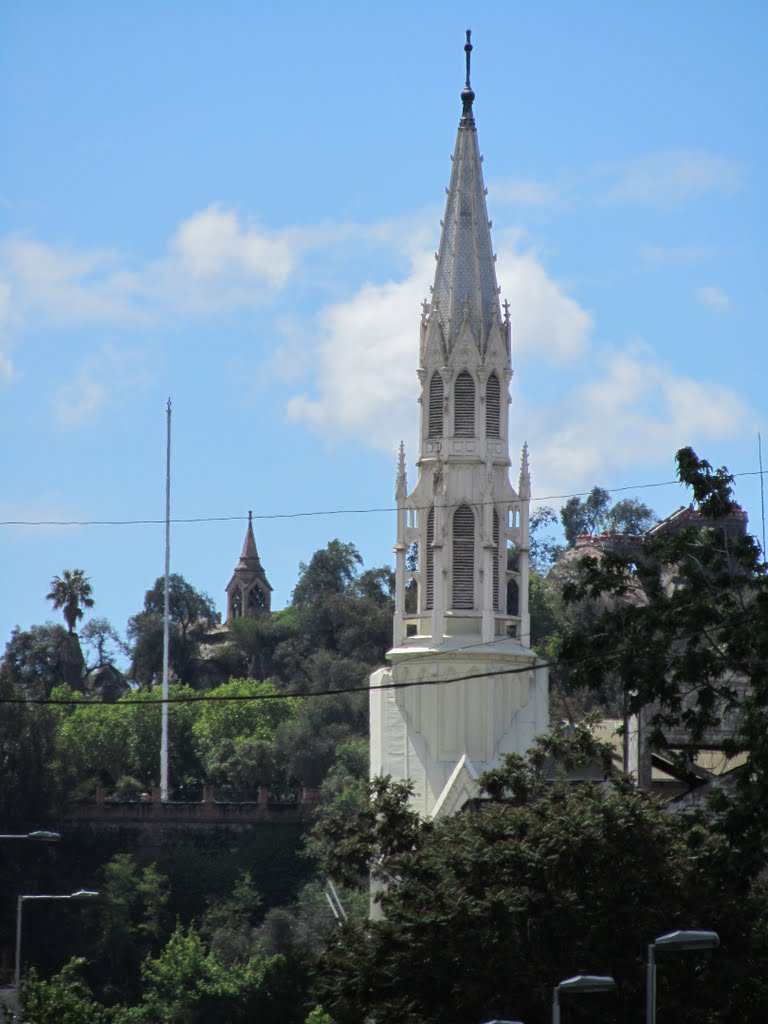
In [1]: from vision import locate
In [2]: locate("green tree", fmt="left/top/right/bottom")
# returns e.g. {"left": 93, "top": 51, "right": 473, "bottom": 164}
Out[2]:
{"left": 289, "top": 541, "right": 393, "bottom": 660}
{"left": 47, "top": 568, "right": 95, "bottom": 633}
{"left": 559, "top": 447, "right": 768, "bottom": 868}
{"left": 226, "top": 611, "right": 297, "bottom": 682}
{"left": 0, "top": 670, "right": 59, "bottom": 822}
{"left": 20, "top": 959, "right": 112, "bottom": 1024}
{"left": 81, "top": 618, "right": 129, "bottom": 669}
{"left": 127, "top": 574, "right": 217, "bottom": 686}
{"left": 51, "top": 682, "right": 204, "bottom": 797}
{"left": 116, "top": 923, "right": 306, "bottom": 1024}
{"left": 96, "top": 854, "right": 170, "bottom": 1001}
{"left": 2, "top": 622, "right": 85, "bottom": 697}
{"left": 193, "top": 677, "right": 298, "bottom": 794}
{"left": 312, "top": 728, "right": 768, "bottom": 1024}
{"left": 529, "top": 505, "right": 563, "bottom": 574}
{"left": 560, "top": 487, "right": 656, "bottom": 547}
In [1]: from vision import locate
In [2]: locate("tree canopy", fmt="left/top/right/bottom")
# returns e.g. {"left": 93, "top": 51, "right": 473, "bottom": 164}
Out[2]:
{"left": 560, "top": 487, "right": 656, "bottom": 547}
{"left": 558, "top": 448, "right": 768, "bottom": 868}
{"left": 47, "top": 568, "right": 95, "bottom": 634}
{"left": 127, "top": 574, "right": 218, "bottom": 686}
{"left": 311, "top": 726, "right": 768, "bottom": 1024}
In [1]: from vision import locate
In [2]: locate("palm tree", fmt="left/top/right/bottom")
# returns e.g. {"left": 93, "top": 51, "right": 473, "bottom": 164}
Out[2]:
{"left": 47, "top": 568, "right": 95, "bottom": 633}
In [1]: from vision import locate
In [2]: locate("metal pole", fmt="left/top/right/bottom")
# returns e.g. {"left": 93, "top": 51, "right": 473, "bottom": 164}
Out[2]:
{"left": 646, "top": 943, "right": 656, "bottom": 1024}
{"left": 551, "top": 986, "right": 560, "bottom": 1024}
{"left": 14, "top": 895, "right": 23, "bottom": 1017}
{"left": 160, "top": 398, "right": 171, "bottom": 801}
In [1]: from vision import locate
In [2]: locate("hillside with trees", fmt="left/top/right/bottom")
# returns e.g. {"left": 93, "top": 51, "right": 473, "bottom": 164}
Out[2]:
{"left": 2, "top": 450, "right": 767, "bottom": 1023}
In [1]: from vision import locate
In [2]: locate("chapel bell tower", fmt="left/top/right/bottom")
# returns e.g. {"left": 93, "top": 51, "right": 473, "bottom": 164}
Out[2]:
{"left": 370, "top": 33, "right": 549, "bottom": 818}
{"left": 226, "top": 512, "right": 272, "bottom": 623}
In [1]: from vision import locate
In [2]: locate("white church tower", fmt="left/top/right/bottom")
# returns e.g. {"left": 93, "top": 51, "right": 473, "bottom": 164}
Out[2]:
{"left": 370, "top": 33, "right": 549, "bottom": 819}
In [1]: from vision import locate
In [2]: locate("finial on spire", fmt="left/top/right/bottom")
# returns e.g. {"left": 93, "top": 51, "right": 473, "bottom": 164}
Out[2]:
{"left": 396, "top": 441, "right": 407, "bottom": 501}
{"left": 519, "top": 443, "right": 531, "bottom": 498}
{"left": 248, "top": 510, "right": 252, "bottom": 525}
{"left": 461, "top": 29, "right": 475, "bottom": 124}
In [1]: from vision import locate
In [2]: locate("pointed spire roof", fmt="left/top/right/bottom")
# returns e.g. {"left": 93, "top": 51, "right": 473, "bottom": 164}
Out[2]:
{"left": 396, "top": 441, "right": 407, "bottom": 500}
{"left": 237, "top": 511, "right": 264, "bottom": 572}
{"left": 431, "top": 30, "right": 501, "bottom": 353}
{"left": 519, "top": 443, "right": 531, "bottom": 498}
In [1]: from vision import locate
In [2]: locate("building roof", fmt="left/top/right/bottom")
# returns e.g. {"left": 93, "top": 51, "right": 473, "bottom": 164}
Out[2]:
{"left": 430, "top": 30, "right": 501, "bottom": 353}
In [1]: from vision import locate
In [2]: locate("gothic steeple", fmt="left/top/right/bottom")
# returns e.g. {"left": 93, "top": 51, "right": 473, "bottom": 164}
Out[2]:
{"left": 225, "top": 512, "right": 272, "bottom": 622}
{"left": 371, "top": 33, "right": 548, "bottom": 822}
{"left": 394, "top": 32, "right": 529, "bottom": 646}
{"left": 430, "top": 29, "right": 502, "bottom": 357}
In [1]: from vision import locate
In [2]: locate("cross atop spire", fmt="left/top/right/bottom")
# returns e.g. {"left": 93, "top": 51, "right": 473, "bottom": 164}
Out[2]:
{"left": 461, "top": 29, "right": 475, "bottom": 124}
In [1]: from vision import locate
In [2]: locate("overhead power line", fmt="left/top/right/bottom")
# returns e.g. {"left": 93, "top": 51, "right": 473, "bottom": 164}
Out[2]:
{"left": 0, "top": 471, "right": 763, "bottom": 528}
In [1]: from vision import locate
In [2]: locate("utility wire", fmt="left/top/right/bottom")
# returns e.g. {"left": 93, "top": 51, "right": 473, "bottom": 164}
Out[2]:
{"left": 4, "top": 607, "right": 754, "bottom": 710}
{"left": 0, "top": 471, "right": 763, "bottom": 528}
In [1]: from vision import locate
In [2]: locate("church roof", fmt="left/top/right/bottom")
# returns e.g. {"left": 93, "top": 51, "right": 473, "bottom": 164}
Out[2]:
{"left": 236, "top": 511, "right": 266, "bottom": 574}
{"left": 431, "top": 31, "right": 501, "bottom": 352}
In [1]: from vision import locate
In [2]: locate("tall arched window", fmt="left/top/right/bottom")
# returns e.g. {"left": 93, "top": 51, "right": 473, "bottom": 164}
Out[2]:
{"left": 425, "top": 508, "right": 435, "bottom": 610}
{"left": 452, "top": 504, "right": 475, "bottom": 609}
{"left": 493, "top": 510, "right": 500, "bottom": 611}
{"left": 454, "top": 371, "right": 475, "bottom": 437}
{"left": 507, "top": 578, "right": 520, "bottom": 616}
{"left": 428, "top": 372, "right": 444, "bottom": 439}
{"left": 486, "top": 373, "right": 500, "bottom": 438}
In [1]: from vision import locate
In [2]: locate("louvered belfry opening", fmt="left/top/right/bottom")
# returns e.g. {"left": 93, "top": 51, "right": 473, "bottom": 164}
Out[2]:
{"left": 425, "top": 508, "right": 435, "bottom": 610}
{"left": 492, "top": 509, "right": 500, "bottom": 610}
{"left": 454, "top": 371, "right": 475, "bottom": 436}
{"left": 486, "top": 372, "right": 500, "bottom": 438}
{"left": 452, "top": 504, "right": 475, "bottom": 609}
{"left": 428, "top": 372, "right": 444, "bottom": 438}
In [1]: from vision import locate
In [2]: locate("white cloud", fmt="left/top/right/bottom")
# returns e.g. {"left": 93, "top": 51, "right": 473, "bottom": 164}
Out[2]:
{"left": 0, "top": 207, "right": 303, "bottom": 328}
{"left": 1, "top": 237, "right": 140, "bottom": 325}
{"left": 525, "top": 346, "right": 755, "bottom": 499}
{"left": 54, "top": 343, "right": 151, "bottom": 429}
{"left": 286, "top": 250, "right": 432, "bottom": 451}
{"left": 602, "top": 150, "right": 743, "bottom": 205}
{"left": 287, "top": 233, "right": 593, "bottom": 449}
{"left": 170, "top": 205, "right": 295, "bottom": 287}
{"left": 696, "top": 285, "right": 731, "bottom": 310}
{"left": 496, "top": 232, "right": 593, "bottom": 364}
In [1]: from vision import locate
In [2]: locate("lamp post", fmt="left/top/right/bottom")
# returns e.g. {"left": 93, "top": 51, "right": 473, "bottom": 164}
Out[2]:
{"left": 0, "top": 831, "right": 61, "bottom": 842}
{"left": 552, "top": 974, "right": 616, "bottom": 1024}
{"left": 645, "top": 929, "right": 719, "bottom": 1024}
{"left": 14, "top": 890, "right": 99, "bottom": 1019}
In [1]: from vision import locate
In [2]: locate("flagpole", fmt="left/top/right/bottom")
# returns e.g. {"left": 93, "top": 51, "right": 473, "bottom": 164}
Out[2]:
{"left": 161, "top": 398, "right": 171, "bottom": 802}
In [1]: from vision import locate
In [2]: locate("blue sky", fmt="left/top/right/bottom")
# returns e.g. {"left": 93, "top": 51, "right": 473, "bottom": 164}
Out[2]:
{"left": 1, "top": 1, "right": 766, "bottom": 659}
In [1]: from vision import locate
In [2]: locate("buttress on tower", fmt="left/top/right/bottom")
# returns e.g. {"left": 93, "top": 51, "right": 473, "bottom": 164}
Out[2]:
{"left": 370, "top": 34, "right": 549, "bottom": 819}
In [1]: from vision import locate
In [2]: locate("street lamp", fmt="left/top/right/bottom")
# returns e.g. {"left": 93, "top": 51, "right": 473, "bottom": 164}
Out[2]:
{"left": 0, "top": 831, "right": 61, "bottom": 842}
{"left": 552, "top": 974, "right": 616, "bottom": 1024}
{"left": 14, "top": 890, "right": 99, "bottom": 1018}
{"left": 645, "top": 929, "right": 719, "bottom": 1024}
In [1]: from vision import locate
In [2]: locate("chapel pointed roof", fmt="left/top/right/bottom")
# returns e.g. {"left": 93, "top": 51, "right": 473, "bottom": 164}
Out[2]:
{"left": 431, "top": 31, "right": 501, "bottom": 353}
{"left": 236, "top": 511, "right": 265, "bottom": 572}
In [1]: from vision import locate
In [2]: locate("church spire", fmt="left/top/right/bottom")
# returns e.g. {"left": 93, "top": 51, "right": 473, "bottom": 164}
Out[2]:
{"left": 239, "top": 510, "right": 263, "bottom": 569}
{"left": 429, "top": 30, "right": 501, "bottom": 354}
{"left": 225, "top": 512, "right": 272, "bottom": 623}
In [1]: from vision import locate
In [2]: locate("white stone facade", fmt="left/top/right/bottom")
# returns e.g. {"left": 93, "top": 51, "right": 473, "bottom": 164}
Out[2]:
{"left": 370, "top": 41, "right": 549, "bottom": 819}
